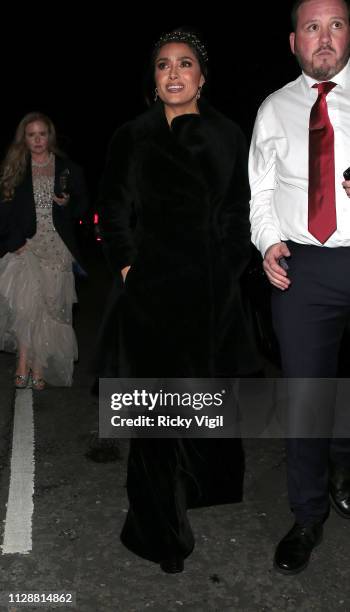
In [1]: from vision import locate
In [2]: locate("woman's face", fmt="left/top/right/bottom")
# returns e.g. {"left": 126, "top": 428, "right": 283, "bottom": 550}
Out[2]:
{"left": 24, "top": 120, "right": 50, "bottom": 156}
{"left": 154, "top": 42, "right": 205, "bottom": 118}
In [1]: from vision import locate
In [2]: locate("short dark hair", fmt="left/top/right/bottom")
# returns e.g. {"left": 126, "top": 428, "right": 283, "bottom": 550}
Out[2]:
{"left": 291, "top": 0, "right": 350, "bottom": 30}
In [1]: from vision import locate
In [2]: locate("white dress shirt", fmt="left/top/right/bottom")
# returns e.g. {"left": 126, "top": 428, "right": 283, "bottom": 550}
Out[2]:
{"left": 249, "top": 60, "right": 350, "bottom": 257}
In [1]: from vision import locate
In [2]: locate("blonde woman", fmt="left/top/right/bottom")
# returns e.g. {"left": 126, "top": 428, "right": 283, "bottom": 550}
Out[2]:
{"left": 0, "top": 112, "right": 88, "bottom": 388}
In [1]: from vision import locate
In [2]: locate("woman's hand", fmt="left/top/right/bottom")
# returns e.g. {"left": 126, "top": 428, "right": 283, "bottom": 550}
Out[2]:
{"left": 53, "top": 193, "right": 70, "bottom": 207}
{"left": 121, "top": 266, "right": 131, "bottom": 282}
{"left": 15, "top": 243, "right": 26, "bottom": 255}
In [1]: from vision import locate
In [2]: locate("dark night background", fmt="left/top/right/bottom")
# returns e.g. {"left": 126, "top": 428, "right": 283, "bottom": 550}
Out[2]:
{"left": 0, "top": 4, "right": 298, "bottom": 209}
{"left": 2, "top": 9, "right": 350, "bottom": 605}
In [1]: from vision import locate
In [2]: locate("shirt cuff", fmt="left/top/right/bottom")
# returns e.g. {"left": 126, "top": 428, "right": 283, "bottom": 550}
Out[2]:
{"left": 259, "top": 231, "right": 282, "bottom": 258}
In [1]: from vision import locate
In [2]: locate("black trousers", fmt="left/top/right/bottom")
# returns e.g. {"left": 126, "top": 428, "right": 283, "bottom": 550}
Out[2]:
{"left": 272, "top": 242, "right": 350, "bottom": 524}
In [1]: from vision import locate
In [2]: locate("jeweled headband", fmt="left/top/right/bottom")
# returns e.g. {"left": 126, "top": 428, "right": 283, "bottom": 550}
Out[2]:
{"left": 154, "top": 30, "right": 208, "bottom": 65}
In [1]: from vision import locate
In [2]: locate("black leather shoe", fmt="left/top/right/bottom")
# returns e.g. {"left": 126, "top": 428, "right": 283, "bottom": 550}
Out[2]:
{"left": 160, "top": 557, "right": 184, "bottom": 574}
{"left": 329, "top": 464, "right": 350, "bottom": 519}
{"left": 274, "top": 522, "right": 323, "bottom": 575}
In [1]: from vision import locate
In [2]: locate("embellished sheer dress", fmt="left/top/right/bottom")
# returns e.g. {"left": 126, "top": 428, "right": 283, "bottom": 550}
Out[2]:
{"left": 0, "top": 154, "right": 78, "bottom": 386}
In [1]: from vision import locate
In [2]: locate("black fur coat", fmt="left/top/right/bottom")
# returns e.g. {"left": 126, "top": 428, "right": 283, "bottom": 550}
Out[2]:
{"left": 97, "top": 100, "right": 259, "bottom": 377}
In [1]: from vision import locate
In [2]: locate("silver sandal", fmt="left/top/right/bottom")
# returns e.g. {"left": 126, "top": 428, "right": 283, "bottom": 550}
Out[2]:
{"left": 14, "top": 372, "right": 31, "bottom": 389}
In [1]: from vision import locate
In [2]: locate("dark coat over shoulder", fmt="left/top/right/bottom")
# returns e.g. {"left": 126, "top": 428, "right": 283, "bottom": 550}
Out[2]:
{"left": 0, "top": 156, "right": 88, "bottom": 267}
{"left": 98, "top": 100, "right": 259, "bottom": 377}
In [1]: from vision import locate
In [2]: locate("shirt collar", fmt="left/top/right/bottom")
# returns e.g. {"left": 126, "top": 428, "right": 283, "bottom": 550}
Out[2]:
{"left": 302, "top": 58, "right": 350, "bottom": 91}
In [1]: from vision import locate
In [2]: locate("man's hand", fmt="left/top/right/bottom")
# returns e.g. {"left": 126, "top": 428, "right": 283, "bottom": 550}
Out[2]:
{"left": 263, "top": 242, "right": 291, "bottom": 290}
{"left": 342, "top": 178, "right": 350, "bottom": 197}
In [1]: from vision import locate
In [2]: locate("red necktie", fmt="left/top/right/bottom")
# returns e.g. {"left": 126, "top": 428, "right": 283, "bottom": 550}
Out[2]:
{"left": 308, "top": 81, "right": 337, "bottom": 243}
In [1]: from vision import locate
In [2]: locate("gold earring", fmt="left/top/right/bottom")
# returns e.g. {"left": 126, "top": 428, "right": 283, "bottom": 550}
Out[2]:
{"left": 154, "top": 88, "right": 158, "bottom": 102}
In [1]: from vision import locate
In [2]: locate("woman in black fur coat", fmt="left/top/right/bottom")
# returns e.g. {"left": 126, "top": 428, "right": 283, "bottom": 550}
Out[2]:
{"left": 97, "top": 28, "right": 260, "bottom": 572}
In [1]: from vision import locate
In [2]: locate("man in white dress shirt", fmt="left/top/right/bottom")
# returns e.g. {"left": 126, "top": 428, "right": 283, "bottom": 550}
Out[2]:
{"left": 249, "top": 0, "right": 350, "bottom": 574}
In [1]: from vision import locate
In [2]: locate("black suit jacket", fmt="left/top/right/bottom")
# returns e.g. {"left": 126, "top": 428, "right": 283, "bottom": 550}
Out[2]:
{"left": 0, "top": 155, "right": 88, "bottom": 267}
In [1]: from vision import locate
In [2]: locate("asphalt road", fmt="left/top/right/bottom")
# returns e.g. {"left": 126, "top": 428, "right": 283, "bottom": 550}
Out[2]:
{"left": 0, "top": 246, "right": 349, "bottom": 612}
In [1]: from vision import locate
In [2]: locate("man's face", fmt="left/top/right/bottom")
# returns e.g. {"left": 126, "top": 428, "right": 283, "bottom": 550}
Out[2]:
{"left": 290, "top": 0, "right": 350, "bottom": 79}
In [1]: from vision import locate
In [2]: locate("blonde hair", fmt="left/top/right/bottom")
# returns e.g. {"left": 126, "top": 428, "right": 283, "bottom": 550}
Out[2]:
{"left": 0, "top": 112, "right": 61, "bottom": 200}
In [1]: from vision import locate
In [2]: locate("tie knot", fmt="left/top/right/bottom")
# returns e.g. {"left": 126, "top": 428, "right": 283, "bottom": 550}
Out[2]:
{"left": 312, "top": 81, "right": 336, "bottom": 97}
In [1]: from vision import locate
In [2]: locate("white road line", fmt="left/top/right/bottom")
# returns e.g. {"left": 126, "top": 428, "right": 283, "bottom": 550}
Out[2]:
{"left": 1, "top": 387, "right": 35, "bottom": 554}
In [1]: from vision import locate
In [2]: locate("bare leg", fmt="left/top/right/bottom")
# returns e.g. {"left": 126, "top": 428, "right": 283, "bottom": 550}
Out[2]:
{"left": 32, "top": 359, "right": 45, "bottom": 390}
{"left": 14, "top": 345, "right": 30, "bottom": 388}
{"left": 16, "top": 346, "right": 29, "bottom": 376}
